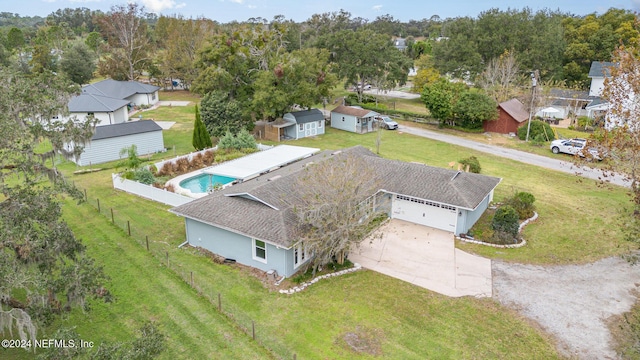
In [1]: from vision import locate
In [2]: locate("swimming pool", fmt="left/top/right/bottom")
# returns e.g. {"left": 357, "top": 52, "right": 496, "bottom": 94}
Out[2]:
{"left": 179, "top": 173, "right": 236, "bottom": 193}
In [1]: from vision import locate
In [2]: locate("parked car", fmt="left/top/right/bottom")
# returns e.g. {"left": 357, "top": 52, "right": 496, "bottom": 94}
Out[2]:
{"left": 355, "top": 83, "right": 372, "bottom": 90}
{"left": 550, "top": 138, "right": 602, "bottom": 160}
{"left": 375, "top": 116, "right": 399, "bottom": 130}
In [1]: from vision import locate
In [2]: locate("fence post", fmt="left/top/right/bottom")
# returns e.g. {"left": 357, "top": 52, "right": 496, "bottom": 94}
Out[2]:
{"left": 166, "top": 251, "right": 169, "bottom": 267}
{"left": 218, "top": 293, "right": 221, "bottom": 312}
{"left": 252, "top": 321, "right": 255, "bottom": 340}
{"left": 146, "top": 235, "right": 149, "bottom": 251}
{"left": 111, "top": 208, "right": 114, "bottom": 224}
{"left": 84, "top": 189, "right": 87, "bottom": 201}
{"left": 127, "top": 220, "right": 131, "bottom": 236}
{"left": 293, "top": 355, "right": 297, "bottom": 360}
{"left": 97, "top": 198, "right": 100, "bottom": 213}
{"left": 190, "top": 271, "right": 193, "bottom": 287}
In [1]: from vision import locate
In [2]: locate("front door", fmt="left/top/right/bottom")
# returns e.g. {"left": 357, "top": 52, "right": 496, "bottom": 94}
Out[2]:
{"left": 304, "top": 122, "right": 317, "bottom": 136}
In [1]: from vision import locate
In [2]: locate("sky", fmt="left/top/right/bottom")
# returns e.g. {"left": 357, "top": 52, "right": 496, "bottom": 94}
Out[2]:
{"left": 4, "top": 0, "right": 640, "bottom": 22}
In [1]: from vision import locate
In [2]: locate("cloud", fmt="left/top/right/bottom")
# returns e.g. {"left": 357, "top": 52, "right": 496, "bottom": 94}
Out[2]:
{"left": 230, "top": 0, "right": 244, "bottom": 3}
{"left": 372, "top": 5, "right": 383, "bottom": 12}
{"left": 139, "top": 0, "right": 187, "bottom": 13}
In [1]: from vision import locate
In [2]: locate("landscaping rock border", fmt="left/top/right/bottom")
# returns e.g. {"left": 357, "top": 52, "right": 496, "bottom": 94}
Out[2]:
{"left": 456, "top": 212, "right": 538, "bottom": 249}
{"left": 278, "top": 263, "right": 362, "bottom": 295}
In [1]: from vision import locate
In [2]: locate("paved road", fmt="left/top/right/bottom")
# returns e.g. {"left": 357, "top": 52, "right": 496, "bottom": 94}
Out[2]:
{"left": 399, "top": 125, "right": 630, "bottom": 187}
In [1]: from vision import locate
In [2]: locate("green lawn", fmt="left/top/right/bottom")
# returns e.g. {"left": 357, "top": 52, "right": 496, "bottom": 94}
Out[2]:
{"left": 42, "top": 90, "right": 634, "bottom": 358}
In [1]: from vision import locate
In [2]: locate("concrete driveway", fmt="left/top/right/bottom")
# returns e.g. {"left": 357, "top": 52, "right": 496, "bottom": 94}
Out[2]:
{"left": 349, "top": 219, "right": 492, "bottom": 297}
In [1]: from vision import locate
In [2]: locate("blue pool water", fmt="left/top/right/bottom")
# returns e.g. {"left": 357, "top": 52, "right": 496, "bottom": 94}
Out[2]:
{"left": 179, "top": 173, "right": 236, "bottom": 193}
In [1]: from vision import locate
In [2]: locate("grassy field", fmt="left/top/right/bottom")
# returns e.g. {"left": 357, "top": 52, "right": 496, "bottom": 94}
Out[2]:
{"left": 43, "top": 90, "right": 635, "bottom": 358}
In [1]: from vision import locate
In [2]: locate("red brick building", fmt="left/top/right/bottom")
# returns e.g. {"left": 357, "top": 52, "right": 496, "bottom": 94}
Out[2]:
{"left": 483, "top": 98, "right": 529, "bottom": 134}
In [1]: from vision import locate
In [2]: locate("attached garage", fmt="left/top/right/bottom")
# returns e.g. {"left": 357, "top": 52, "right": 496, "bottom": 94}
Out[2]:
{"left": 391, "top": 194, "right": 457, "bottom": 232}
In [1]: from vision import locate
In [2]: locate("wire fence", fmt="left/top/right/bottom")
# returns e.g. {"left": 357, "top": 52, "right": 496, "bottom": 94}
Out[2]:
{"left": 81, "top": 188, "right": 297, "bottom": 360}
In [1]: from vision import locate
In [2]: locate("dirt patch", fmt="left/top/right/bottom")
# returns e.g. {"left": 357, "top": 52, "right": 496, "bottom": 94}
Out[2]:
{"left": 338, "top": 326, "right": 384, "bottom": 356}
{"left": 493, "top": 257, "right": 640, "bottom": 359}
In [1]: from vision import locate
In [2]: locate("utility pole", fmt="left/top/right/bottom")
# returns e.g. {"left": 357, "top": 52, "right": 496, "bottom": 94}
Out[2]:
{"left": 526, "top": 71, "right": 538, "bottom": 142}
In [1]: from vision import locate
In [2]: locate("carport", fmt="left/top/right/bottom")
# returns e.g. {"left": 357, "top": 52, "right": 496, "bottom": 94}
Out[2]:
{"left": 349, "top": 219, "right": 492, "bottom": 297}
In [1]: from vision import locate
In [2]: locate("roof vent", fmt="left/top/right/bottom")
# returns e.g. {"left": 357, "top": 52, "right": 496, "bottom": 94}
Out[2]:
{"left": 450, "top": 171, "right": 462, "bottom": 181}
{"left": 268, "top": 175, "right": 281, "bottom": 181}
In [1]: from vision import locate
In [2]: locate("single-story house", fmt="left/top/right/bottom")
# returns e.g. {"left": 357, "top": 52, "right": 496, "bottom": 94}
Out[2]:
{"left": 67, "top": 92, "right": 131, "bottom": 126}
{"left": 83, "top": 79, "right": 161, "bottom": 107}
{"left": 170, "top": 146, "right": 501, "bottom": 278}
{"left": 483, "top": 98, "right": 529, "bottom": 134}
{"left": 64, "top": 120, "right": 164, "bottom": 166}
{"left": 264, "top": 109, "right": 325, "bottom": 141}
{"left": 331, "top": 105, "right": 379, "bottom": 134}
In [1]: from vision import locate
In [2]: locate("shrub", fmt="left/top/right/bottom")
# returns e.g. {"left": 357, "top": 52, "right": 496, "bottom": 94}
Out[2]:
{"left": 218, "top": 129, "right": 257, "bottom": 151}
{"left": 458, "top": 156, "right": 481, "bottom": 173}
{"left": 202, "top": 149, "right": 216, "bottom": 165}
{"left": 134, "top": 168, "right": 156, "bottom": 185}
{"left": 157, "top": 162, "right": 173, "bottom": 177}
{"left": 517, "top": 120, "right": 555, "bottom": 141}
{"left": 491, "top": 205, "right": 519, "bottom": 243}
{"left": 175, "top": 158, "right": 189, "bottom": 173}
{"left": 505, "top": 191, "right": 536, "bottom": 220}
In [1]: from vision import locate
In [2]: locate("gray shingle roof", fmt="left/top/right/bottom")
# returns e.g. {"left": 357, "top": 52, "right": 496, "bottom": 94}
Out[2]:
{"left": 287, "top": 109, "right": 324, "bottom": 124}
{"left": 170, "top": 146, "right": 501, "bottom": 247}
{"left": 68, "top": 93, "right": 130, "bottom": 113}
{"left": 588, "top": 61, "right": 617, "bottom": 78}
{"left": 498, "top": 99, "right": 529, "bottom": 123}
{"left": 92, "top": 120, "right": 162, "bottom": 140}
{"left": 83, "top": 79, "right": 160, "bottom": 99}
{"left": 332, "top": 105, "right": 379, "bottom": 118}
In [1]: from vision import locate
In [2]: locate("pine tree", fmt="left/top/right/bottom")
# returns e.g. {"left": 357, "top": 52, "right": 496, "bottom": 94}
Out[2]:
{"left": 192, "top": 104, "right": 212, "bottom": 150}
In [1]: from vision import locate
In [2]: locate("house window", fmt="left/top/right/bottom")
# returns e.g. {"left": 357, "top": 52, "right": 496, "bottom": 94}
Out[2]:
{"left": 253, "top": 239, "right": 267, "bottom": 263}
{"left": 318, "top": 120, "right": 323, "bottom": 128}
{"left": 294, "top": 242, "right": 307, "bottom": 268}
{"left": 299, "top": 124, "right": 304, "bottom": 131}
{"left": 342, "top": 116, "right": 345, "bottom": 122}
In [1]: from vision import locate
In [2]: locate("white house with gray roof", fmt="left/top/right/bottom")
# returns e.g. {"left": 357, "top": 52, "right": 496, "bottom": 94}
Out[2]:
{"left": 170, "top": 146, "right": 501, "bottom": 278}
{"left": 83, "top": 79, "right": 160, "bottom": 107}
{"left": 67, "top": 92, "right": 130, "bottom": 126}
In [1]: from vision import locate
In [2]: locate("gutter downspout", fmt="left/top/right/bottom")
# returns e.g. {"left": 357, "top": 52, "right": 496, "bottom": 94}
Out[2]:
{"left": 178, "top": 240, "right": 189, "bottom": 248}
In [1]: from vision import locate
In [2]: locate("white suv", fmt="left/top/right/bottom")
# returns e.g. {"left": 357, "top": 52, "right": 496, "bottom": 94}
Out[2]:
{"left": 550, "top": 138, "right": 602, "bottom": 160}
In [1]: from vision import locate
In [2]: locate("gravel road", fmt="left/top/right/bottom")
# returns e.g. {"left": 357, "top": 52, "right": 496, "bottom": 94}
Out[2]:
{"left": 493, "top": 258, "right": 640, "bottom": 359}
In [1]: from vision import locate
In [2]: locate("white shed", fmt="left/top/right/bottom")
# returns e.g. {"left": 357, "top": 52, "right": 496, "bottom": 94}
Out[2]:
{"left": 67, "top": 120, "right": 165, "bottom": 166}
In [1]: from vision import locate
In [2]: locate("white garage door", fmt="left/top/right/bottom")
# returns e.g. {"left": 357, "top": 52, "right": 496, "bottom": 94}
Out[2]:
{"left": 391, "top": 195, "right": 457, "bottom": 232}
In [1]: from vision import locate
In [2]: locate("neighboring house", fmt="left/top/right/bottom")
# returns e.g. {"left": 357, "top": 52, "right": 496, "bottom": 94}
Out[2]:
{"left": 170, "top": 146, "right": 501, "bottom": 278}
{"left": 264, "top": 109, "right": 325, "bottom": 141}
{"left": 483, "top": 98, "right": 529, "bottom": 134}
{"left": 331, "top": 105, "right": 379, "bottom": 134}
{"left": 393, "top": 37, "right": 407, "bottom": 51}
{"left": 535, "top": 89, "right": 592, "bottom": 120}
{"left": 60, "top": 79, "right": 161, "bottom": 126}
{"left": 67, "top": 92, "right": 130, "bottom": 126}
{"left": 64, "top": 120, "right": 164, "bottom": 166}
{"left": 83, "top": 79, "right": 161, "bottom": 107}
{"left": 588, "top": 61, "right": 616, "bottom": 97}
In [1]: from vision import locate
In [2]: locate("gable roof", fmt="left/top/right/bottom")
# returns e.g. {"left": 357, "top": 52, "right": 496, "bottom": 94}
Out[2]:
{"left": 68, "top": 93, "right": 130, "bottom": 113}
{"left": 170, "top": 146, "right": 501, "bottom": 247}
{"left": 498, "top": 99, "right": 529, "bottom": 123}
{"left": 83, "top": 79, "right": 160, "bottom": 99}
{"left": 588, "top": 61, "right": 617, "bottom": 78}
{"left": 332, "top": 105, "right": 379, "bottom": 118}
{"left": 285, "top": 109, "right": 324, "bottom": 124}
{"left": 92, "top": 120, "right": 162, "bottom": 141}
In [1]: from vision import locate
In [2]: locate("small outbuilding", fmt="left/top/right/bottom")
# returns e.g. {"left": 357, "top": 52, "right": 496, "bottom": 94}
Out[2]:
{"left": 483, "top": 98, "right": 529, "bottom": 134}
{"left": 330, "top": 105, "right": 379, "bottom": 134}
{"left": 65, "top": 120, "right": 165, "bottom": 166}
{"left": 264, "top": 109, "right": 325, "bottom": 141}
